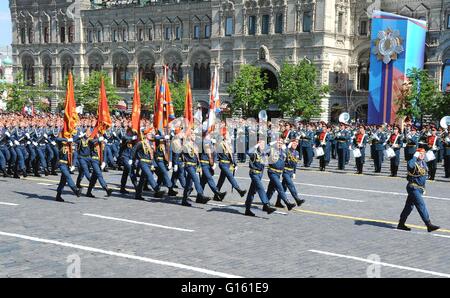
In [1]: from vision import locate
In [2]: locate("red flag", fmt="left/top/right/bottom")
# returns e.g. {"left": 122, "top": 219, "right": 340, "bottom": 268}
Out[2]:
{"left": 131, "top": 76, "right": 141, "bottom": 137}
{"left": 184, "top": 75, "right": 193, "bottom": 129}
{"left": 153, "top": 77, "right": 160, "bottom": 130}
{"left": 62, "top": 71, "right": 78, "bottom": 166}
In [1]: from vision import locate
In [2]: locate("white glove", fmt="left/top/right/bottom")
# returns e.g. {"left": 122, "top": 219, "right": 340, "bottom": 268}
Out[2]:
{"left": 25, "top": 133, "right": 30, "bottom": 139}
{"left": 43, "top": 133, "right": 48, "bottom": 138}
{"left": 281, "top": 144, "right": 287, "bottom": 150}
{"left": 79, "top": 132, "right": 85, "bottom": 138}
{"left": 104, "top": 139, "right": 108, "bottom": 144}
{"left": 164, "top": 135, "right": 170, "bottom": 140}
{"left": 70, "top": 166, "right": 76, "bottom": 172}
{"left": 26, "top": 141, "right": 31, "bottom": 145}
{"left": 288, "top": 142, "right": 292, "bottom": 149}
{"left": 132, "top": 135, "right": 137, "bottom": 140}
{"left": 67, "top": 138, "right": 73, "bottom": 142}
{"left": 168, "top": 162, "right": 173, "bottom": 170}
{"left": 234, "top": 165, "right": 238, "bottom": 172}
{"left": 211, "top": 138, "right": 216, "bottom": 144}
{"left": 5, "top": 131, "right": 10, "bottom": 137}
{"left": 33, "top": 142, "right": 38, "bottom": 146}
{"left": 414, "top": 152, "right": 421, "bottom": 158}
{"left": 150, "top": 165, "right": 155, "bottom": 171}
{"left": 269, "top": 141, "right": 277, "bottom": 146}
{"left": 9, "top": 141, "right": 13, "bottom": 146}
{"left": 14, "top": 140, "right": 20, "bottom": 146}
{"left": 113, "top": 132, "right": 117, "bottom": 137}
{"left": 174, "top": 164, "right": 178, "bottom": 172}
{"left": 51, "top": 141, "right": 56, "bottom": 146}
{"left": 134, "top": 160, "right": 139, "bottom": 167}
{"left": 98, "top": 136, "right": 104, "bottom": 142}
{"left": 212, "top": 163, "right": 217, "bottom": 170}
{"left": 101, "top": 162, "right": 106, "bottom": 170}
{"left": 128, "top": 160, "right": 133, "bottom": 166}
{"left": 293, "top": 174, "right": 296, "bottom": 180}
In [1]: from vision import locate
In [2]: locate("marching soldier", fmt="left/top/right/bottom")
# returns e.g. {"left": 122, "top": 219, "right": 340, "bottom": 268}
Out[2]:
{"left": 300, "top": 123, "right": 314, "bottom": 167}
{"left": 55, "top": 136, "right": 81, "bottom": 202}
{"left": 170, "top": 127, "right": 186, "bottom": 189}
{"left": 353, "top": 125, "right": 368, "bottom": 174}
{"left": 182, "top": 131, "right": 210, "bottom": 206}
{"left": 387, "top": 126, "right": 403, "bottom": 177}
{"left": 75, "top": 129, "right": 92, "bottom": 189}
{"left": 245, "top": 139, "right": 276, "bottom": 217}
{"left": 33, "top": 121, "right": 50, "bottom": 176}
{"left": 315, "top": 125, "right": 331, "bottom": 171}
{"left": 85, "top": 133, "right": 113, "bottom": 198}
{"left": 397, "top": 148, "right": 440, "bottom": 232}
{"left": 154, "top": 131, "right": 178, "bottom": 197}
{"left": 216, "top": 127, "right": 247, "bottom": 199}
{"left": 119, "top": 123, "right": 138, "bottom": 193}
{"left": 404, "top": 127, "right": 419, "bottom": 162}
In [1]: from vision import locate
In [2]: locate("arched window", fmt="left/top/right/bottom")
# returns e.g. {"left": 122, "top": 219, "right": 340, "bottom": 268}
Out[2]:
{"left": 22, "top": 55, "right": 35, "bottom": 85}
{"left": 61, "top": 54, "right": 74, "bottom": 83}
{"left": 191, "top": 51, "right": 211, "bottom": 89}
{"left": 88, "top": 53, "right": 104, "bottom": 75}
{"left": 113, "top": 53, "right": 129, "bottom": 88}
{"left": 42, "top": 55, "right": 52, "bottom": 87}
{"left": 357, "top": 50, "right": 370, "bottom": 91}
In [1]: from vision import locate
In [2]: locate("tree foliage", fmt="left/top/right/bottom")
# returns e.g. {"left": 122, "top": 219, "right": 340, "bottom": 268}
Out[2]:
{"left": 274, "top": 60, "right": 329, "bottom": 120}
{"left": 75, "top": 71, "right": 121, "bottom": 113}
{"left": 226, "top": 65, "right": 271, "bottom": 118}
{"left": 396, "top": 68, "right": 448, "bottom": 121}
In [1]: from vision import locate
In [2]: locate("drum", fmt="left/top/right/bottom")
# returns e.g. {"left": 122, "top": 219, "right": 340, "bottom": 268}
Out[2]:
{"left": 384, "top": 147, "right": 396, "bottom": 159}
{"left": 425, "top": 150, "right": 435, "bottom": 162}
{"left": 352, "top": 148, "right": 361, "bottom": 158}
{"left": 314, "top": 147, "right": 324, "bottom": 157}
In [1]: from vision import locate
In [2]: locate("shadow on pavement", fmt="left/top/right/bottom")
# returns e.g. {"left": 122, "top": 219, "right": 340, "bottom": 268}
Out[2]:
{"left": 14, "top": 191, "right": 75, "bottom": 204}
{"left": 354, "top": 220, "right": 396, "bottom": 229}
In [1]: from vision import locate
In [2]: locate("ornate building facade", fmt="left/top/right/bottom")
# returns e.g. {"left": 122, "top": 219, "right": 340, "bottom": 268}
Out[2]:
{"left": 9, "top": 0, "right": 450, "bottom": 121}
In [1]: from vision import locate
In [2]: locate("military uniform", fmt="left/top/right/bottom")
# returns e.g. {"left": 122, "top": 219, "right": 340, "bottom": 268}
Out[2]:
{"left": 353, "top": 131, "right": 367, "bottom": 174}
{"left": 154, "top": 134, "right": 177, "bottom": 196}
{"left": 216, "top": 137, "right": 246, "bottom": 199}
{"left": 134, "top": 138, "right": 164, "bottom": 200}
{"left": 300, "top": 129, "right": 314, "bottom": 167}
{"left": 170, "top": 132, "right": 186, "bottom": 189}
{"left": 387, "top": 132, "right": 403, "bottom": 177}
{"left": 55, "top": 137, "right": 80, "bottom": 202}
{"left": 335, "top": 127, "right": 350, "bottom": 170}
{"left": 426, "top": 131, "right": 441, "bottom": 180}
{"left": 372, "top": 129, "right": 387, "bottom": 173}
{"left": 199, "top": 138, "right": 226, "bottom": 201}
{"left": 85, "top": 136, "right": 112, "bottom": 198}
{"left": 75, "top": 130, "right": 92, "bottom": 188}
{"left": 443, "top": 131, "right": 450, "bottom": 178}
{"left": 404, "top": 130, "right": 419, "bottom": 161}
{"left": 119, "top": 128, "right": 138, "bottom": 193}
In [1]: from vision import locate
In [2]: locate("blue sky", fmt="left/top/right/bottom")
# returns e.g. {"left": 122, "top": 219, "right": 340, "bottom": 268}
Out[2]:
{"left": 0, "top": 1, "right": 12, "bottom": 47}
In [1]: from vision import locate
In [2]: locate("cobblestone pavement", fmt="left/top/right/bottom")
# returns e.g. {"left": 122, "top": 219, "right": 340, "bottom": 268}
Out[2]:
{"left": 0, "top": 155, "right": 449, "bottom": 278}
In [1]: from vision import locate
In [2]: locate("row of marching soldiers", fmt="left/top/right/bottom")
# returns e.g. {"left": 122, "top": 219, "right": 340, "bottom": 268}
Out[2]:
{"left": 48, "top": 118, "right": 305, "bottom": 216}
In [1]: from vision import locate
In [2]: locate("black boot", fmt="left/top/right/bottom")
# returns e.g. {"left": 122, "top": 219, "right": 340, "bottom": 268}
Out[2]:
{"left": 2, "top": 169, "right": 10, "bottom": 178}
{"left": 274, "top": 199, "right": 285, "bottom": 208}
{"left": 237, "top": 188, "right": 247, "bottom": 198}
{"left": 213, "top": 193, "right": 221, "bottom": 201}
{"left": 168, "top": 188, "right": 178, "bottom": 197}
{"left": 294, "top": 197, "right": 305, "bottom": 207}
{"left": 86, "top": 191, "right": 95, "bottom": 198}
{"left": 286, "top": 202, "right": 296, "bottom": 211}
{"left": 181, "top": 198, "right": 192, "bottom": 207}
{"left": 262, "top": 204, "right": 276, "bottom": 214}
{"left": 55, "top": 193, "right": 64, "bottom": 202}
{"left": 196, "top": 193, "right": 211, "bottom": 204}
{"left": 154, "top": 190, "right": 165, "bottom": 198}
{"left": 426, "top": 221, "right": 440, "bottom": 232}
{"left": 120, "top": 188, "right": 129, "bottom": 194}
{"left": 214, "top": 191, "right": 226, "bottom": 201}
{"left": 245, "top": 208, "right": 256, "bottom": 217}
{"left": 105, "top": 188, "right": 113, "bottom": 197}
{"left": 44, "top": 169, "right": 49, "bottom": 176}
{"left": 75, "top": 188, "right": 81, "bottom": 197}
{"left": 397, "top": 220, "right": 411, "bottom": 231}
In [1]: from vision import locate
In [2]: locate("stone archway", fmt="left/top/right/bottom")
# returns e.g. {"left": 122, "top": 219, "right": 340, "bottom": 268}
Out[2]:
{"left": 260, "top": 68, "right": 278, "bottom": 90}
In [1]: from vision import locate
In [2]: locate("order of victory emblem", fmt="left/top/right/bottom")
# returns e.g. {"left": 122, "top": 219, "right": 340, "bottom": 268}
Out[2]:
{"left": 373, "top": 28, "right": 404, "bottom": 64}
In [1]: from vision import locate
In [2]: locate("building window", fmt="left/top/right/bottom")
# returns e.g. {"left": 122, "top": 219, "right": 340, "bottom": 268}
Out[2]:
{"left": 303, "top": 12, "right": 311, "bottom": 32}
{"left": 44, "top": 26, "right": 49, "bottom": 43}
{"left": 28, "top": 27, "right": 33, "bottom": 43}
{"left": 225, "top": 71, "right": 231, "bottom": 83}
{"left": 358, "top": 64, "right": 369, "bottom": 91}
{"left": 337, "top": 12, "right": 344, "bottom": 33}
{"left": 68, "top": 26, "right": 74, "bottom": 43}
{"left": 261, "top": 15, "right": 269, "bottom": 35}
{"left": 97, "top": 30, "right": 102, "bottom": 42}
{"left": 447, "top": 14, "right": 450, "bottom": 29}
{"left": 122, "top": 28, "right": 127, "bottom": 42}
{"left": 20, "top": 28, "right": 26, "bottom": 44}
{"left": 114, "top": 65, "right": 129, "bottom": 88}
{"left": 148, "top": 27, "right": 153, "bottom": 40}
{"left": 43, "top": 65, "right": 52, "bottom": 87}
{"left": 112, "top": 30, "right": 117, "bottom": 42}
{"left": 248, "top": 15, "right": 256, "bottom": 35}
{"left": 138, "top": 28, "right": 143, "bottom": 41}
{"left": 204, "top": 24, "right": 210, "bottom": 39}
{"left": 225, "top": 17, "right": 233, "bottom": 36}
{"left": 193, "top": 25, "right": 200, "bottom": 39}
{"left": 275, "top": 13, "right": 283, "bottom": 34}
{"left": 175, "top": 26, "right": 181, "bottom": 40}
{"left": 88, "top": 30, "right": 93, "bottom": 43}
{"left": 359, "top": 20, "right": 367, "bottom": 36}
{"left": 165, "top": 27, "right": 171, "bottom": 40}
{"left": 60, "top": 27, "right": 66, "bottom": 43}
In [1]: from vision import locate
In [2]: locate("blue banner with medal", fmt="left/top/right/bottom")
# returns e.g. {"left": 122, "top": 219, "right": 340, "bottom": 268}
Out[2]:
{"left": 368, "top": 11, "right": 427, "bottom": 125}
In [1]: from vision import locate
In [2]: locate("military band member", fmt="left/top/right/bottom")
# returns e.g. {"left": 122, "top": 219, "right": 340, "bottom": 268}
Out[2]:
{"left": 315, "top": 126, "right": 331, "bottom": 171}
{"left": 335, "top": 123, "right": 350, "bottom": 170}
{"left": 397, "top": 148, "right": 440, "bottom": 232}
{"left": 426, "top": 127, "right": 441, "bottom": 181}
{"left": 300, "top": 123, "right": 314, "bottom": 167}
{"left": 245, "top": 140, "right": 277, "bottom": 217}
{"left": 372, "top": 125, "right": 387, "bottom": 173}
{"left": 353, "top": 125, "right": 368, "bottom": 174}
{"left": 387, "top": 126, "right": 403, "bottom": 177}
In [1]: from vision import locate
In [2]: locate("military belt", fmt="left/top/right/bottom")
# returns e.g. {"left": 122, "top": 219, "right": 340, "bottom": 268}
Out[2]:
{"left": 200, "top": 160, "right": 210, "bottom": 164}
{"left": 185, "top": 162, "right": 197, "bottom": 166}
{"left": 284, "top": 167, "right": 294, "bottom": 171}
{"left": 156, "top": 157, "right": 164, "bottom": 161}
{"left": 141, "top": 158, "right": 152, "bottom": 163}
{"left": 250, "top": 169, "right": 262, "bottom": 174}
{"left": 269, "top": 167, "right": 283, "bottom": 173}
{"left": 59, "top": 160, "right": 68, "bottom": 164}
{"left": 92, "top": 156, "right": 99, "bottom": 160}
{"left": 219, "top": 160, "right": 231, "bottom": 163}
{"left": 408, "top": 182, "right": 426, "bottom": 193}
{"left": 338, "top": 140, "right": 346, "bottom": 143}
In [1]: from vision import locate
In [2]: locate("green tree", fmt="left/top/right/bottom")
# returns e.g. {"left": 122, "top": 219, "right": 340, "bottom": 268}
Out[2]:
{"left": 275, "top": 60, "right": 329, "bottom": 120}
{"left": 140, "top": 79, "right": 155, "bottom": 111}
{"left": 76, "top": 71, "right": 121, "bottom": 113}
{"left": 396, "top": 68, "right": 447, "bottom": 122}
{"left": 168, "top": 81, "right": 186, "bottom": 117}
{"left": 226, "top": 65, "right": 270, "bottom": 118}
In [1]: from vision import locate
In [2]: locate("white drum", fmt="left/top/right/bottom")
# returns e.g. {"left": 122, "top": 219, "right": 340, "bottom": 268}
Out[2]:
{"left": 384, "top": 147, "right": 396, "bottom": 159}
{"left": 425, "top": 150, "right": 435, "bottom": 162}
{"left": 314, "top": 147, "right": 324, "bottom": 157}
{"left": 352, "top": 148, "right": 361, "bottom": 158}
